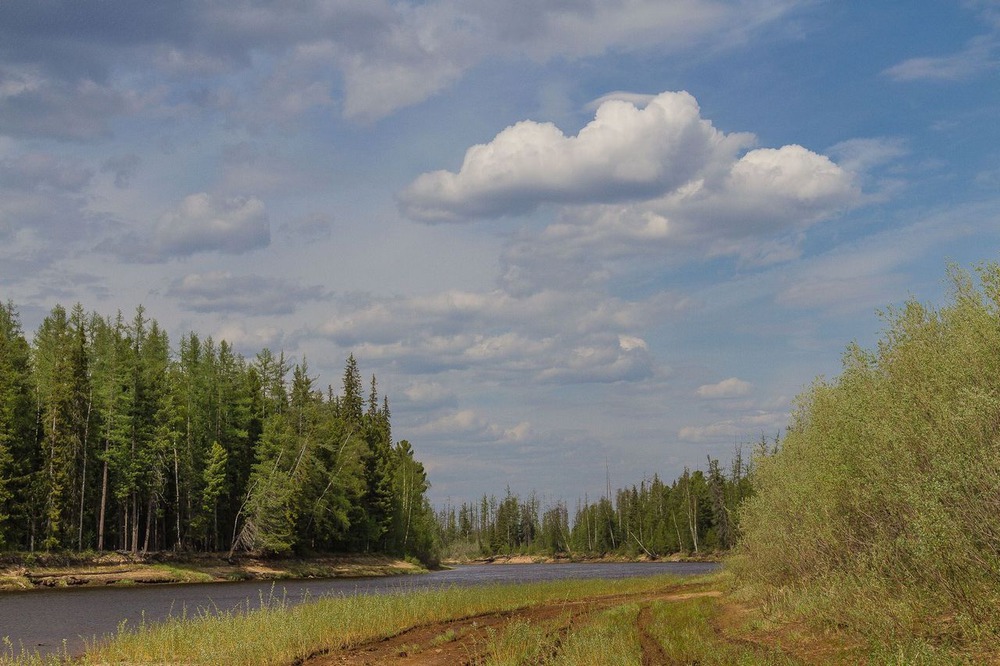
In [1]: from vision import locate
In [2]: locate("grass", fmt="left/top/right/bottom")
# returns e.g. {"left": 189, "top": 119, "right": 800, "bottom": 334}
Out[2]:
{"left": 478, "top": 619, "right": 555, "bottom": 665}
{"left": 4, "top": 575, "right": 682, "bottom": 666}
{"left": 3, "top": 571, "right": 992, "bottom": 665}
{"left": 547, "top": 604, "right": 641, "bottom": 666}
{"left": 648, "top": 594, "right": 795, "bottom": 665}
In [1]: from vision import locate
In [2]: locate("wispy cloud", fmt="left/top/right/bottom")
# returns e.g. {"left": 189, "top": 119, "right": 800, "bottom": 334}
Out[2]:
{"left": 696, "top": 377, "right": 752, "bottom": 399}
{"left": 154, "top": 193, "right": 270, "bottom": 258}
{"left": 166, "top": 271, "right": 329, "bottom": 315}
{"left": 884, "top": 35, "right": 998, "bottom": 82}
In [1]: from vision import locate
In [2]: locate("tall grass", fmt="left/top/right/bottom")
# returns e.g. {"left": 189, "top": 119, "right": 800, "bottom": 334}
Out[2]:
{"left": 549, "top": 604, "right": 641, "bottom": 666}
{"left": 730, "top": 263, "right": 1000, "bottom": 653}
{"left": 16, "top": 575, "right": 680, "bottom": 666}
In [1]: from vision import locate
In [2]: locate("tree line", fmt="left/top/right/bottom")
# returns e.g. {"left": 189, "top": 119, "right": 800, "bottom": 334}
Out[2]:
{"left": 436, "top": 448, "right": 756, "bottom": 559}
{"left": 0, "top": 302, "right": 437, "bottom": 563}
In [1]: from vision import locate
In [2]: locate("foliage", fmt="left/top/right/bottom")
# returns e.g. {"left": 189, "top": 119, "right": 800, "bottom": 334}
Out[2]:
{"left": 0, "top": 301, "right": 437, "bottom": 564}
{"left": 437, "top": 452, "right": 752, "bottom": 559}
{"left": 731, "top": 263, "right": 1000, "bottom": 650}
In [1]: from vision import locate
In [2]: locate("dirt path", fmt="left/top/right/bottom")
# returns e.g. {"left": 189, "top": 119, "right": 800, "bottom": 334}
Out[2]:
{"left": 637, "top": 603, "right": 670, "bottom": 666}
{"left": 303, "top": 588, "right": 722, "bottom": 666}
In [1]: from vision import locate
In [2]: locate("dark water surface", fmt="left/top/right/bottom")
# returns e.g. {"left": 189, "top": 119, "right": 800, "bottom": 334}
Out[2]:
{"left": 0, "top": 561, "right": 718, "bottom": 657}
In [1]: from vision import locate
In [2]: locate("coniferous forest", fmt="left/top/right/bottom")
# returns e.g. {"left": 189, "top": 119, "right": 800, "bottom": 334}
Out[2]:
{"left": 435, "top": 450, "right": 755, "bottom": 560}
{"left": 0, "top": 302, "right": 437, "bottom": 562}
{"left": 0, "top": 299, "right": 756, "bottom": 566}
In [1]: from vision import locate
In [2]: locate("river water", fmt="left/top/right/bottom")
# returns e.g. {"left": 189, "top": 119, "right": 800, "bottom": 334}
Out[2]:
{"left": 0, "top": 561, "right": 718, "bottom": 658}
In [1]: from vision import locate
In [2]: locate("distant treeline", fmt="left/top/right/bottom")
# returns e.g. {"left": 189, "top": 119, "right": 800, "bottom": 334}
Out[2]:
{"left": 0, "top": 302, "right": 437, "bottom": 563}
{"left": 436, "top": 450, "right": 756, "bottom": 559}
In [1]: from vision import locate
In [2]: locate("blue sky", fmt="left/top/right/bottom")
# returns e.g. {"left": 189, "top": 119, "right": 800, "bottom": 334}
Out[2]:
{"left": 2, "top": 1, "right": 999, "bottom": 506}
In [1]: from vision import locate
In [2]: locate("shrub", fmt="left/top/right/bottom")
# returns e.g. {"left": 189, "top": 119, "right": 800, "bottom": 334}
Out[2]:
{"left": 731, "top": 263, "right": 1000, "bottom": 646}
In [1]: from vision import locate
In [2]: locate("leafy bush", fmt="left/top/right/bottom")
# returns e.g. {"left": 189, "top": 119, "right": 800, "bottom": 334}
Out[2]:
{"left": 731, "top": 264, "right": 1000, "bottom": 646}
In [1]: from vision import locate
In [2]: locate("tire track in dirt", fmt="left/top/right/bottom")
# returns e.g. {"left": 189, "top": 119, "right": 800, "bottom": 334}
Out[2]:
{"left": 303, "top": 588, "right": 723, "bottom": 666}
{"left": 637, "top": 603, "right": 670, "bottom": 666}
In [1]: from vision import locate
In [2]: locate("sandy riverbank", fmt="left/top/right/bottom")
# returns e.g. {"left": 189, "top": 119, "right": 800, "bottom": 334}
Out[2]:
{"left": 445, "top": 552, "right": 723, "bottom": 566}
{"left": 0, "top": 551, "right": 424, "bottom": 591}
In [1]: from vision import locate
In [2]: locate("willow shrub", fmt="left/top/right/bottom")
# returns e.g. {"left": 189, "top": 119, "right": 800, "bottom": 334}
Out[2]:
{"left": 731, "top": 264, "right": 1000, "bottom": 645}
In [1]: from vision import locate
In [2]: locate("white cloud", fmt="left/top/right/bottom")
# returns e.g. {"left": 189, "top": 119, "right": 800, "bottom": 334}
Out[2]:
{"left": 678, "top": 411, "right": 786, "bottom": 442}
{"left": 316, "top": 287, "right": 661, "bottom": 383}
{"left": 399, "top": 91, "right": 750, "bottom": 222}
{"left": 696, "top": 377, "right": 752, "bottom": 399}
{"left": 463, "top": 98, "right": 865, "bottom": 293}
{"left": 827, "top": 137, "right": 908, "bottom": 175}
{"left": 0, "top": 151, "right": 105, "bottom": 273}
{"left": 411, "top": 409, "right": 529, "bottom": 444}
{"left": 399, "top": 92, "right": 862, "bottom": 272}
{"left": 0, "top": 64, "right": 167, "bottom": 141}
{"left": 212, "top": 323, "right": 285, "bottom": 356}
{"left": 401, "top": 381, "right": 458, "bottom": 409}
{"left": 884, "top": 35, "right": 998, "bottom": 82}
{"left": 0, "top": 1, "right": 808, "bottom": 133}
{"left": 154, "top": 192, "right": 270, "bottom": 257}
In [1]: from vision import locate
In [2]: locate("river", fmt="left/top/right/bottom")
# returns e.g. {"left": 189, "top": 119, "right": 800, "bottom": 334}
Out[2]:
{"left": 0, "top": 561, "right": 719, "bottom": 658}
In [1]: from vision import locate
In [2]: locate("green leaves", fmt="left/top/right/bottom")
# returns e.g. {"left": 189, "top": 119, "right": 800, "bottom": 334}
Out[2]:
{"left": 0, "top": 299, "right": 436, "bottom": 563}
{"left": 732, "top": 262, "right": 1000, "bottom": 645}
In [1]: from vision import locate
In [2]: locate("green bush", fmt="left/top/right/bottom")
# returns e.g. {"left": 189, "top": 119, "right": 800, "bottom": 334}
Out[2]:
{"left": 731, "top": 263, "right": 1000, "bottom": 648}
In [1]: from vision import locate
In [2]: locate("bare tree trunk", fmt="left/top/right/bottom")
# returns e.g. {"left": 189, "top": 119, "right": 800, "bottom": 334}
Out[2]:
{"left": 173, "top": 446, "right": 182, "bottom": 550}
{"left": 78, "top": 388, "right": 93, "bottom": 550}
{"left": 142, "top": 497, "right": 154, "bottom": 554}
{"left": 672, "top": 512, "right": 684, "bottom": 553}
{"left": 131, "top": 491, "right": 139, "bottom": 554}
{"left": 685, "top": 481, "right": 699, "bottom": 554}
{"left": 122, "top": 497, "right": 129, "bottom": 552}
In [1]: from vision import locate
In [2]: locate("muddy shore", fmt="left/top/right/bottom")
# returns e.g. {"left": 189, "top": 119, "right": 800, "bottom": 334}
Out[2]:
{"left": 0, "top": 551, "right": 424, "bottom": 592}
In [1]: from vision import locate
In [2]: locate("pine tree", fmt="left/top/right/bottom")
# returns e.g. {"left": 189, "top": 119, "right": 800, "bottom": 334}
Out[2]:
{"left": 33, "top": 305, "right": 91, "bottom": 549}
{"left": 0, "top": 303, "right": 35, "bottom": 548}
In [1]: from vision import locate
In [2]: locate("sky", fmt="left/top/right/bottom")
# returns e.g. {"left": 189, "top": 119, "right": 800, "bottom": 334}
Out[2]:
{"left": 2, "top": 1, "right": 999, "bottom": 508}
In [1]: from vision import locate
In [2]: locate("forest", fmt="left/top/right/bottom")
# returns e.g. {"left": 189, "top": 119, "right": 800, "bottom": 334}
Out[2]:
{"left": 0, "top": 302, "right": 438, "bottom": 563}
{"left": 0, "top": 298, "right": 760, "bottom": 566}
{"left": 436, "top": 450, "right": 756, "bottom": 559}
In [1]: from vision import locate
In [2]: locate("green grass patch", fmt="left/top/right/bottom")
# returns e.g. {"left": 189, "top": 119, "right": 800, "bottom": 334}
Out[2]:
{"left": 549, "top": 604, "right": 641, "bottom": 666}
{"left": 62, "top": 575, "right": 686, "bottom": 666}
{"left": 478, "top": 619, "right": 554, "bottom": 666}
{"left": 649, "top": 595, "right": 795, "bottom": 665}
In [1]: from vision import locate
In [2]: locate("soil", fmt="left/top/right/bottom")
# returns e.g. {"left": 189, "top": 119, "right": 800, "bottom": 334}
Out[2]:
{"left": 450, "top": 552, "right": 722, "bottom": 566}
{"left": 0, "top": 552, "right": 424, "bottom": 591}
{"left": 300, "top": 586, "right": 723, "bottom": 666}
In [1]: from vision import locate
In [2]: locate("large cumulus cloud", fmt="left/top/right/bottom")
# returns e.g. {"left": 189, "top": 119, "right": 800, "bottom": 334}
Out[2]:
{"left": 399, "top": 92, "right": 751, "bottom": 221}
{"left": 399, "top": 91, "right": 858, "bottom": 229}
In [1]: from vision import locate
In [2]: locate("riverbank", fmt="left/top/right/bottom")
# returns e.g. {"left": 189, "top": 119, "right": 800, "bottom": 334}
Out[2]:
{"left": 446, "top": 552, "right": 723, "bottom": 565}
{"left": 43, "top": 571, "right": 969, "bottom": 665}
{"left": 0, "top": 551, "right": 424, "bottom": 591}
